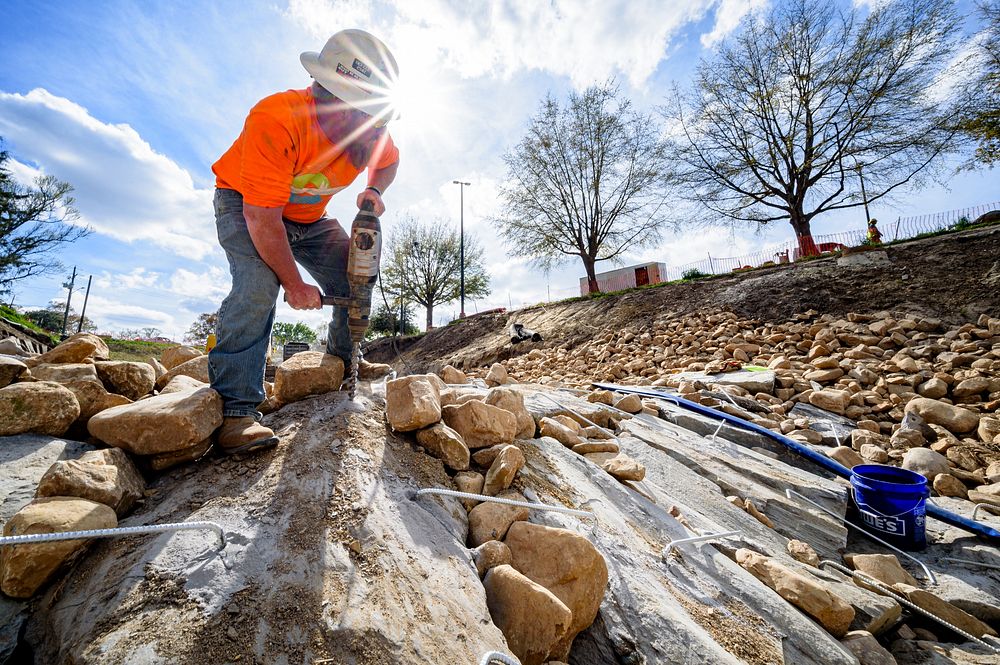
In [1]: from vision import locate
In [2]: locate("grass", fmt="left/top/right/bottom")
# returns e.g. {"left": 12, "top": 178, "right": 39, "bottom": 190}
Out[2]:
{"left": 0, "top": 305, "right": 58, "bottom": 343}
{"left": 104, "top": 337, "right": 178, "bottom": 362}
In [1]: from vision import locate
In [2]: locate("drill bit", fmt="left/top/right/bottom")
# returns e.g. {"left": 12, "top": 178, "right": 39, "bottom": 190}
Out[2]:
{"left": 348, "top": 342, "right": 361, "bottom": 400}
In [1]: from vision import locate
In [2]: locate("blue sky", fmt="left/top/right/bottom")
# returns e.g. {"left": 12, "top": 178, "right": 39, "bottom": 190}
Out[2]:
{"left": 1, "top": 0, "right": 995, "bottom": 338}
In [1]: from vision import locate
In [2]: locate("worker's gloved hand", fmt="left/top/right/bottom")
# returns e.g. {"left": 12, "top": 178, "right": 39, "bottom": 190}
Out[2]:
{"left": 284, "top": 283, "right": 323, "bottom": 310}
{"left": 357, "top": 188, "right": 385, "bottom": 216}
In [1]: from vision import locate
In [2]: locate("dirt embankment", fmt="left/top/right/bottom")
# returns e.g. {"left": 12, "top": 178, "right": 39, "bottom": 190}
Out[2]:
{"left": 366, "top": 225, "right": 1000, "bottom": 373}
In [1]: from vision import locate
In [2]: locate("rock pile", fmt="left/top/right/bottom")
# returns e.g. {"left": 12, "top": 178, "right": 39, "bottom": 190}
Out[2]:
{"left": 385, "top": 369, "right": 617, "bottom": 663}
{"left": 468, "top": 310, "right": 999, "bottom": 512}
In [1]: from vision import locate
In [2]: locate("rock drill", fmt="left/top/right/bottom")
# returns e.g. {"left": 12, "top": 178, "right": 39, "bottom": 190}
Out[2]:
{"left": 289, "top": 200, "right": 380, "bottom": 399}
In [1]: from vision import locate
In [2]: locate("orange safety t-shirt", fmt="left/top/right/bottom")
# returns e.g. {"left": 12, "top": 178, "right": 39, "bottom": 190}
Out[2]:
{"left": 212, "top": 87, "right": 399, "bottom": 223}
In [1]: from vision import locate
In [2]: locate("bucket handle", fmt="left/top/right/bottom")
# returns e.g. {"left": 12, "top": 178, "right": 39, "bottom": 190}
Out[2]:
{"left": 852, "top": 487, "right": 926, "bottom": 520}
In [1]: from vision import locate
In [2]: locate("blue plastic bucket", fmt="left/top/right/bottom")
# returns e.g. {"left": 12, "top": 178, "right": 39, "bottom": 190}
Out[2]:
{"left": 848, "top": 464, "right": 930, "bottom": 551}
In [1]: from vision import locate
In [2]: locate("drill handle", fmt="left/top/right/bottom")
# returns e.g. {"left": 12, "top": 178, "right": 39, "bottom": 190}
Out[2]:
{"left": 282, "top": 292, "right": 351, "bottom": 308}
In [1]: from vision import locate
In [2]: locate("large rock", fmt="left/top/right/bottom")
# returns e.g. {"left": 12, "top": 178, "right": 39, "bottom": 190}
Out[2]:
{"left": 933, "top": 473, "right": 968, "bottom": 498}
{"left": 0, "top": 356, "right": 27, "bottom": 388}
{"left": 0, "top": 497, "right": 117, "bottom": 598}
{"left": 483, "top": 564, "right": 573, "bottom": 665}
{"left": 901, "top": 448, "right": 950, "bottom": 482}
{"left": 158, "top": 374, "right": 208, "bottom": 395}
{"left": 386, "top": 375, "right": 442, "bottom": 431}
{"left": 844, "top": 553, "right": 918, "bottom": 587}
{"left": 147, "top": 356, "right": 167, "bottom": 381}
{"left": 0, "top": 382, "right": 80, "bottom": 436}
{"left": 904, "top": 397, "right": 979, "bottom": 434}
{"left": 94, "top": 361, "right": 155, "bottom": 400}
{"left": 538, "top": 417, "right": 583, "bottom": 447}
{"left": 160, "top": 345, "right": 202, "bottom": 370}
{"left": 736, "top": 549, "right": 855, "bottom": 637}
{"left": 87, "top": 387, "right": 223, "bottom": 455}
{"left": 585, "top": 452, "right": 646, "bottom": 482}
{"left": 473, "top": 540, "right": 512, "bottom": 577}
{"left": 674, "top": 369, "right": 776, "bottom": 394}
{"left": 415, "top": 422, "right": 469, "bottom": 471}
{"left": 840, "top": 630, "right": 896, "bottom": 665}
{"left": 892, "top": 584, "right": 997, "bottom": 638}
{"left": 24, "top": 337, "right": 100, "bottom": 367}
{"left": 979, "top": 417, "right": 1000, "bottom": 444}
{"left": 504, "top": 521, "right": 608, "bottom": 660}
{"left": 482, "top": 445, "right": 525, "bottom": 496}
{"left": 829, "top": 446, "right": 863, "bottom": 469}
{"left": 30, "top": 363, "right": 99, "bottom": 384}
{"left": 154, "top": 354, "right": 210, "bottom": 390}
{"left": 453, "top": 471, "right": 485, "bottom": 510}
{"left": 439, "top": 364, "right": 468, "bottom": 384}
{"left": 485, "top": 363, "right": 509, "bottom": 387}
{"left": 468, "top": 490, "right": 529, "bottom": 546}
{"left": 809, "top": 390, "right": 851, "bottom": 415}
{"left": 64, "top": 380, "right": 132, "bottom": 423}
{"left": 272, "top": 352, "right": 344, "bottom": 404}
{"left": 36, "top": 448, "right": 145, "bottom": 516}
{"left": 484, "top": 387, "right": 535, "bottom": 439}
{"left": 442, "top": 400, "right": 517, "bottom": 449}
{"left": 64, "top": 333, "right": 109, "bottom": 360}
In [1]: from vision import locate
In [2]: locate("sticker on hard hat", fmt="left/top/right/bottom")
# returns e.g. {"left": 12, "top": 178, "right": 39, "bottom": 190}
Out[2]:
{"left": 336, "top": 63, "right": 364, "bottom": 81}
{"left": 352, "top": 58, "right": 372, "bottom": 78}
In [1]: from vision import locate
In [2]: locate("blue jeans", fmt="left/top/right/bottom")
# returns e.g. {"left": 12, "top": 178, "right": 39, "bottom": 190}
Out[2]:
{"left": 208, "top": 187, "right": 353, "bottom": 418}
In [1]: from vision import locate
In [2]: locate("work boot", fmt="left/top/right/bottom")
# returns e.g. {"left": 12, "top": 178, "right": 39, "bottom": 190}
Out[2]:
{"left": 217, "top": 416, "right": 279, "bottom": 456}
{"left": 357, "top": 359, "right": 393, "bottom": 380}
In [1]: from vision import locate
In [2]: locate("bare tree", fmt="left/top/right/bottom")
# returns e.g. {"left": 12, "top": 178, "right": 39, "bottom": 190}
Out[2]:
{"left": 492, "top": 82, "right": 669, "bottom": 293}
{"left": 0, "top": 146, "right": 87, "bottom": 293}
{"left": 663, "top": 0, "right": 968, "bottom": 254}
{"left": 959, "top": 1, "right": 1000, "bottom": 167}
{"left": 382, "top": 216, "right": 489, "bottom": 329}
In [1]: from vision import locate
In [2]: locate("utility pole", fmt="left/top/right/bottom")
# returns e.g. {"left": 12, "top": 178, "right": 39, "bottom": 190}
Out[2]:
{"left": 452, "top": 180, "right": 470, "bottom": 318}
{"left": 77, "top": 275, "right": 93, "bottom": 333}
{"left": 60, "top": 266, "right": 77, "bottom": 339}
{"left": 856, "top": 163, "right": 871, "bottom": 224}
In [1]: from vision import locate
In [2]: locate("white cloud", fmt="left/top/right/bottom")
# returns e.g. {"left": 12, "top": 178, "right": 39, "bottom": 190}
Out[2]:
{"left": 0, "top": 88, "right": 217, "bottom": 259}
{"left": 85, "top": 294, "right": 176, "bottom": 330}
{"left": 94, "top": 268, "right": 162, "bottom": 290}
{"left": 286, "top": 0, "right": 721, "bottom": 89}
{"left": 700, "top": 0, "right": 768, "bottom": 48}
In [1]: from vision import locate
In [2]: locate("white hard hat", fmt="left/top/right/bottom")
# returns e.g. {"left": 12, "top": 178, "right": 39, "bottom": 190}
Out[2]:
{"left": 300, "top": 29, "right": 399, "bottom": 122}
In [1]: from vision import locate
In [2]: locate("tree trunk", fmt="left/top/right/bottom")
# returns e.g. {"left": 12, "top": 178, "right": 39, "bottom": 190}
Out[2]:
{"left": 790, "top": 213, "right": 817, "bottom": 259}
{"left": 426, "top": 304, "right": 434, "bottom": 330}
{"left": 582, "top": 256, "right": 600, "bottom": 294}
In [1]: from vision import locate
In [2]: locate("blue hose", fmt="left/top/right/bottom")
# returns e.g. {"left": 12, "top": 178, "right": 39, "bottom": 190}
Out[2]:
{"left": 592, "top": 383, "right": 1000, "bottom": 542}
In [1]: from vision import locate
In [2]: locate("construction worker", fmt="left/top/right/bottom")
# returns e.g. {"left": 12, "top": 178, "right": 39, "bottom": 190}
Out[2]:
{"left": 209, "top": 29, "right": 397, "bottom": 455}
{"left": 867, "top": 218, "right": 882, "bottom": 245}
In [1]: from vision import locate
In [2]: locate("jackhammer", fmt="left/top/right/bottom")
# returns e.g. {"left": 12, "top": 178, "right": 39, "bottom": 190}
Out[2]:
{"left": 284, "top": 200, "right": 381, "bottom": 399}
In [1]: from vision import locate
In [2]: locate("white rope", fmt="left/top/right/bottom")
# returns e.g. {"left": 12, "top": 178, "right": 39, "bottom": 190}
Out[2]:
{"left": 478, "top": 651, "right": 521, "bottom": 665}
{"left": 820, "top": 561, "right": 1000, "bottom": 654}
{"left": 414, "top": 488, "right": 594, "bottom": 519}
{"left": 0, "top": 521, "right": 227, "bottom": 550}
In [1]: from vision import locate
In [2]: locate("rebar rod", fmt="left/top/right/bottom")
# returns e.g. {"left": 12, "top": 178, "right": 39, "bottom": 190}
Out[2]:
{"left": 0, "top": 520, "right": 228, "bottom": 551}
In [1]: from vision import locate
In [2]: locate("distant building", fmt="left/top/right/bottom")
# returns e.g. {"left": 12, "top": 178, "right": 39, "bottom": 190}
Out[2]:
{"left": 580, "top": 262, "right": 667, "bottom": 295}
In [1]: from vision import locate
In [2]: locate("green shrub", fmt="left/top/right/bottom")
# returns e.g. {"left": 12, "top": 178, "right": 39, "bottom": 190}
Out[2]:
{"left": 681, "top": 268, "right": 709, "bottom": 281}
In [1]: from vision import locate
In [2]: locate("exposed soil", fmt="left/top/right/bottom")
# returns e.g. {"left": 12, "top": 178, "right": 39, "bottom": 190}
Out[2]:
{"left": 367, "top": 225, "right": 1000, "bottom": 373}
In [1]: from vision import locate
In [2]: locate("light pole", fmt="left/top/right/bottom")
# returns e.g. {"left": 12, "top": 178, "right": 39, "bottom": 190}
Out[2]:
{"left": 452, "top": 180, "right": 470, "bottom": 318}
